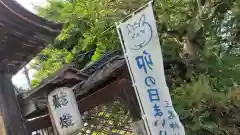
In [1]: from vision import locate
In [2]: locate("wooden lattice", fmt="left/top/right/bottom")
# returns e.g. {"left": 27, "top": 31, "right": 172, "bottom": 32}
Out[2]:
{"left": 78, "top": 99, "right": 134, "bottom": 135}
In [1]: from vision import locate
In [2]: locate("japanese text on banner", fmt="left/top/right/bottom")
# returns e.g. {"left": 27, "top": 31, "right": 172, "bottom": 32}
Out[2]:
{"left": 117, "top": 2, "right": 185, "bottom": 135}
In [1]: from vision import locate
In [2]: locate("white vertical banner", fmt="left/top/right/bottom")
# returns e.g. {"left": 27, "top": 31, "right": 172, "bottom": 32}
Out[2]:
{"left": 116, "top": 2, "right": 185, "bottom": 135}
{"left": 48, "top": 87, "right": 83, "bottom": 135}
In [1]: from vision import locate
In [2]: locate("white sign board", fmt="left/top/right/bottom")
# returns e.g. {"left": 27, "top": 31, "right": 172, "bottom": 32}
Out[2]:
{"left": 48, "top": 87, "right": 83, "bottom": 135}
{"left": 116, "top": 3, "right": 185, "bottom": 135}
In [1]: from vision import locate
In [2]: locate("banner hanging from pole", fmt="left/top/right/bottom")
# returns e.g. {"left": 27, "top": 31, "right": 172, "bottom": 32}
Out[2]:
{"left": 48, "top": 87, "right": 83, "bottom": 135}
{"left": 116, "top": 2, "right": 185, "bottom": 135}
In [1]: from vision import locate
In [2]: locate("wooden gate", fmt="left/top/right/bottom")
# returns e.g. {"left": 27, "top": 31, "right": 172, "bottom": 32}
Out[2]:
{"left": 78, "top": 99, "right": 133, "bottom": 135}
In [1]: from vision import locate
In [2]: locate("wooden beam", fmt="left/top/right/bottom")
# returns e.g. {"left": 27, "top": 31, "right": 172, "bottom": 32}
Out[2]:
{"left": 25, "top": 78, "right": 141, "bottom": 132}
{"left": 0, "top": 64, "right": 27, "bottom": 134}
{"left": 0, "top": 10, "right": 59, "bottom": 36}
{"left": 0, "top": 24, "right": 7, "bottom": 42}
{"left": 0, "top": 0, "right": 61, "bottom": 29}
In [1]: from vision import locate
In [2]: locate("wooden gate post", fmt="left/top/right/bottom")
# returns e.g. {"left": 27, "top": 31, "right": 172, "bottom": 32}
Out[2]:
{"left": 0, "top": 64, "right": 27, "bottom": 135}
{"left": 119, "top": 79, "right": 147, "bottom": 135}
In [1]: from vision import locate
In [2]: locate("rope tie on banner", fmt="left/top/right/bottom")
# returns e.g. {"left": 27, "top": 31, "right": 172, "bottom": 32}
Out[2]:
{"left": 100, "top": 0, "right": 153, "bottom": 36}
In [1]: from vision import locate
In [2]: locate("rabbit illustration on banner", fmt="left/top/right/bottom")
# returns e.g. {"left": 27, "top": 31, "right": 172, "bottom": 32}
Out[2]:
{"left": 127, "top": 15, "right": 153, "bottom": 50}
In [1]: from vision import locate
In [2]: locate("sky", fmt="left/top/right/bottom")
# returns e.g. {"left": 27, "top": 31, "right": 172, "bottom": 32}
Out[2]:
{"left": 15, "top": 0, "right": 47, "bottom": 13}
{"left": 12, "top": 0, "right": 47, "bottom": 89}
